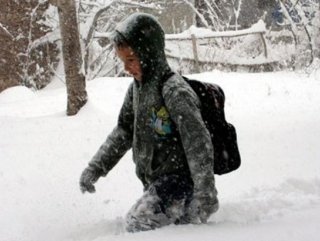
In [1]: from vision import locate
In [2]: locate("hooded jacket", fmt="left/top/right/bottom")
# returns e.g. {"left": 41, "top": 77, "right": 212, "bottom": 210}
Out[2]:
{"left": 89, "top": 13, "right": 216, "bottom": 196}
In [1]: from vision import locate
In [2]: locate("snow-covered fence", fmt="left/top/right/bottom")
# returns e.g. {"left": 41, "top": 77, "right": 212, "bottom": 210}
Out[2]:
{"left": 165, "top": 20, "right": 280, "bottom": 73}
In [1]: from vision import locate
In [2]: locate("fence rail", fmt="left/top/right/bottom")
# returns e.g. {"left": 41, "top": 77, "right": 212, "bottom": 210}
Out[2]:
{"left": 165, "top": 22, "right": 272, "bottom": 73}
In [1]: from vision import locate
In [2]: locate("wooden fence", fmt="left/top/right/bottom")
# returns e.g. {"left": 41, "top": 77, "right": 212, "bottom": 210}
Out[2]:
{"left": 164, "top": 23, "right": 280, "bottom": 73}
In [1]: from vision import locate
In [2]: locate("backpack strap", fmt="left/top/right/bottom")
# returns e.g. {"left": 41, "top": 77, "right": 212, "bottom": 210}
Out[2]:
{"left": 161, "top": 71, "right": 175, "bottom": 83}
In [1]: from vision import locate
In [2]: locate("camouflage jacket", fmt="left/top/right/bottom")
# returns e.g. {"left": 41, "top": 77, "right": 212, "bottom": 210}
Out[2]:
{"left": 89, "top": 13, "right": 215, "bottom": 195}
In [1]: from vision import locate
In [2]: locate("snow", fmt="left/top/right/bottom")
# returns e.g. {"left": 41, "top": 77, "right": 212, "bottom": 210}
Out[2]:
{"left": 166, "top": 20, "right": 266, "bottom": 40}
{"left": 1, "top": 70, "right": 320, "bottom": 241}
{"left": 0, "top": 22, "right": 14, "bottom": 39}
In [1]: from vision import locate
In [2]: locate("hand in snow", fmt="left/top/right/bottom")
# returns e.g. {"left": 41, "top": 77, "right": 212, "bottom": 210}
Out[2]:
{"left": 79, "top": 167, "right": 103, "bottom": 193}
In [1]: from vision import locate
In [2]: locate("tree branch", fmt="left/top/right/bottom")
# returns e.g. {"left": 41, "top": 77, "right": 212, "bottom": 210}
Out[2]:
{"left": 0, "top": 22, "right": 14, "bottom": 39}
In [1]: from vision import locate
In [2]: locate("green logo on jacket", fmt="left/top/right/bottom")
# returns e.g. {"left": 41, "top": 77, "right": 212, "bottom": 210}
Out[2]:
{"left": 150, "top": 106, "right": 173, "bottom": 137}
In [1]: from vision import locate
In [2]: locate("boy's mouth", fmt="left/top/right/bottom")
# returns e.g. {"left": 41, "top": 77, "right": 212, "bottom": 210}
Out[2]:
{"left": 131, "top": 73, "right": 141, "bottom": 80}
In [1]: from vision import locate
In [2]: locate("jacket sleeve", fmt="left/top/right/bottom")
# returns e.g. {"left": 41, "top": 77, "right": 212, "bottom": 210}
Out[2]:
{"left": 162, "top": 76, "right": 216, "bottom": 195}
{"left": 88, "top": 83, "right": 134, "bottom": 175}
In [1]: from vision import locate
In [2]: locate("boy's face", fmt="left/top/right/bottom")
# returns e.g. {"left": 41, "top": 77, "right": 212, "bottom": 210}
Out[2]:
{"left": 116, "top": 46, "right": 142, "bottom": 81}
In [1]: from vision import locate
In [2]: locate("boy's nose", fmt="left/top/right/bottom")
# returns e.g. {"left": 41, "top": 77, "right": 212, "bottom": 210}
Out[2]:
{"left": 124, "top": 65, "right": 134, "bottom": 75}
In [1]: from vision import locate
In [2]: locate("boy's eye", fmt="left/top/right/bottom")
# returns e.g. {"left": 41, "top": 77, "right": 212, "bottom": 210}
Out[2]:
{"left": 127, "top": 58, "right": 138, "bottom": 64}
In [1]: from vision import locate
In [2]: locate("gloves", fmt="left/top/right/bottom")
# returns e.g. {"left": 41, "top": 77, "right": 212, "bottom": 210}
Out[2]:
{"left": 79, "top": 166, "right": 103, "bottom": 193}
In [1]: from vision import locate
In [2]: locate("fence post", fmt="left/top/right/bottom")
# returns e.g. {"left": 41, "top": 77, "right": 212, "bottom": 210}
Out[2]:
{"left": 191, "top": 34, "right": 200, "bottom": 73}
{"left": 259, "top": 33, "right": 268, "bottom": 59}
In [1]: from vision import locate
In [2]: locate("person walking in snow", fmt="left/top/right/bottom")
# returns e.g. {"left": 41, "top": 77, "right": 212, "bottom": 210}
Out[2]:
{"left": 79, "top": 12, "right": 219, "bottom": 232}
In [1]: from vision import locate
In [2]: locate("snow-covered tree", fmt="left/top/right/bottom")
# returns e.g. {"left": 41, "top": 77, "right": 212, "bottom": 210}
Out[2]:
{"left": 183, "top": 0, "right": 231, "bottom": 30}
{"left": 277, "top": 0, "right": 320, "bottom": 67}
{"left": 0, "top": 0, "right": 59, "bottom": 92}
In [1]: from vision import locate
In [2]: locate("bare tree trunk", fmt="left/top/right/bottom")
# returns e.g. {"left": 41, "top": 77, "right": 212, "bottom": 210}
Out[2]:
{"left": 55, "top": 0, "right": 88, "bottom": 115}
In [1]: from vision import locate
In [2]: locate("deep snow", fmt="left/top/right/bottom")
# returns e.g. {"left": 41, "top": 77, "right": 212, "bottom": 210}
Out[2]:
{"left": 1, "top": 70, "right": 320, "bottom": 241}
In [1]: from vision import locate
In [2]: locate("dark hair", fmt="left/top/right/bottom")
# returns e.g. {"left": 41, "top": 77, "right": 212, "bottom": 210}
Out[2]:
{"left": 112, "top": 31, "right": 130, "bottom": 49}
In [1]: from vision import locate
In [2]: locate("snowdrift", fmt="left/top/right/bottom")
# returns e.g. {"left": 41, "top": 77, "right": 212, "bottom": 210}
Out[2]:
{"left": 1, "top": 71, "right": 320, "bottom": 241}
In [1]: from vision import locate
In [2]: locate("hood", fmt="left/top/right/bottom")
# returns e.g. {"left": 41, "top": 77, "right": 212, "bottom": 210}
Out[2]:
{"left": 114, "top": 13, "right": 170, "bottom": 83}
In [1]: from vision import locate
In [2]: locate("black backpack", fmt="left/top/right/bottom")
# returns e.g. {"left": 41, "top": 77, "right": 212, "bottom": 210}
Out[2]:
{"left": 164, "top": 73, "right": 241, "bottom": 175}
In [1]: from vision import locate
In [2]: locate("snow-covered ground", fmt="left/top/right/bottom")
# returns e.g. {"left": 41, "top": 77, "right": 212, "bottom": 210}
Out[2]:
{"left": 1, "top": 70, "right": 320, "bottom": 241}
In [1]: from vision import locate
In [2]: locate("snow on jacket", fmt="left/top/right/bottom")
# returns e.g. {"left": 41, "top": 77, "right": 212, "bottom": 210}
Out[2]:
{"left": 89, "top": 13, "right": 216, "bottom": 195}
